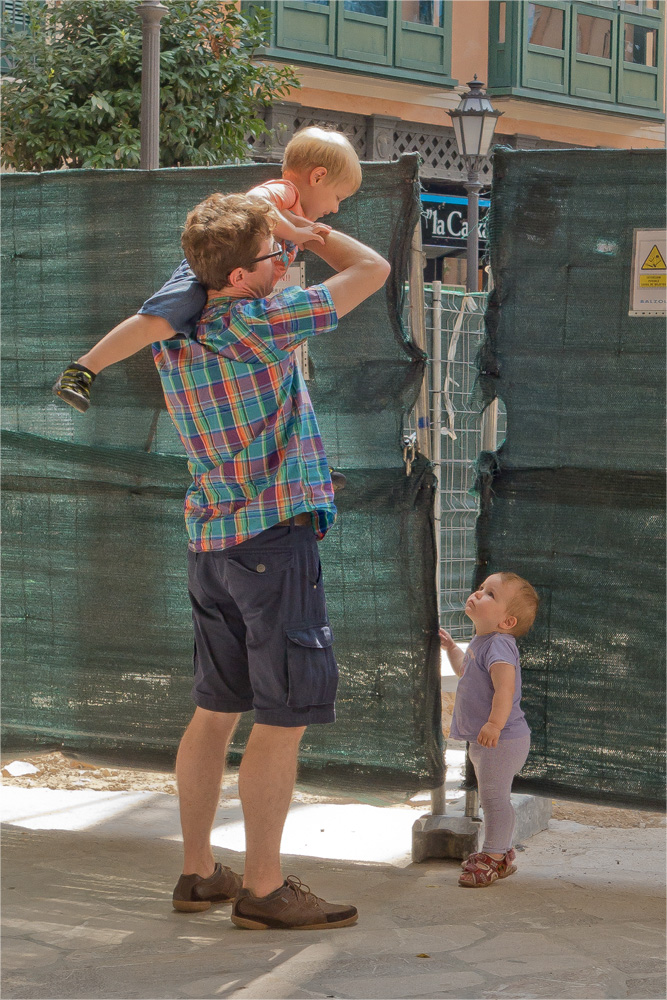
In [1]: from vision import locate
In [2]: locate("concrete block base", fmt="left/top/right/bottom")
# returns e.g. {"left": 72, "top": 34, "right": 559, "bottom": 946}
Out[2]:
{"left": 412, "top": 793, "right": 552, "bottom": 862}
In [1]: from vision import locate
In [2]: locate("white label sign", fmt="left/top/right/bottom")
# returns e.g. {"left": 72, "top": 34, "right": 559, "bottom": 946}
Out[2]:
{"left": 630, "top": 229, "right": 666, "bottom": 316}
{"left": 271, "top": 261, "right": 310, "bottom": 378}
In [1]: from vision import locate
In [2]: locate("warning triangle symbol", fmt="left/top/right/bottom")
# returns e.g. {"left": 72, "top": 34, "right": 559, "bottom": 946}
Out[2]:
{"left": 641, "top": 245, "right": 666, "bottom": 270}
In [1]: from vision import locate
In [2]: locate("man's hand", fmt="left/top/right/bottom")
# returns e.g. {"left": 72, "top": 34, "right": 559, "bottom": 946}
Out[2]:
{"left": 477, "top": 722, "right": 501, "bottom": 748}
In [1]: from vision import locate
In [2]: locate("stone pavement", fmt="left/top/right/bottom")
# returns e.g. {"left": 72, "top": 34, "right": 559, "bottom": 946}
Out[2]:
{"left": 1, "top": 787, "right": 665, "bottom": 1000}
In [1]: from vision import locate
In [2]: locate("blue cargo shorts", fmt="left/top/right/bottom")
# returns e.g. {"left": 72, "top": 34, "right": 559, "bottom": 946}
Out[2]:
{"left": 187, "top": 519, "right": 338, "bottom": 727}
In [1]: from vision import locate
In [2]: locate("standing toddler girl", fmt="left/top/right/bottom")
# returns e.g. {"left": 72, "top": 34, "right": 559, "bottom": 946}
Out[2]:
{"left": 440, "top": 571, "right": 539, "bottom": 888}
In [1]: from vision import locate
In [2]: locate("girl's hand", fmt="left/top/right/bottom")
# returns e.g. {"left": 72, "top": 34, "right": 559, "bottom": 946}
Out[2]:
{"left": 477, "top": 722, "right": 501, "bottom": 748}
{"left": 439, "top": 627, "right": 456, "bottom": 651}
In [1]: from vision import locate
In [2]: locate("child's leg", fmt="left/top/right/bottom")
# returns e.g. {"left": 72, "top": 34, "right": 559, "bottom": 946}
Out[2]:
{"left": 77, "top": 314, "right": 172, "bottom": 375}
{"left": 53, "top": 314, "right": 174, "bottom": 413}
{"left": 468, "top": 735, "right": 530, "bottom": 854}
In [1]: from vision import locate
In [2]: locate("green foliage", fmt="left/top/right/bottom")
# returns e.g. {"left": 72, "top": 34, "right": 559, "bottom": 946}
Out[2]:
{"left": 1, "top": 0, "right": 300, "bottom": 171}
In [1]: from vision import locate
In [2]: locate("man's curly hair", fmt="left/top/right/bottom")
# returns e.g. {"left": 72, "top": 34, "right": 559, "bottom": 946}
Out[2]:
{"left": 181, "top": 193, "right": 277, "bottom": 290}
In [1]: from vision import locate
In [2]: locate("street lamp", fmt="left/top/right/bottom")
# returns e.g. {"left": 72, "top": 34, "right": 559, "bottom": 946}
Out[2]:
{"left": 448, "top": 77, "right": 503, "bottom": 292}
{"left": 449, "top": 77, "right": 502, "bottom": 822}
{"left": 138, "top": 0, "right": 167, "bottom": 169}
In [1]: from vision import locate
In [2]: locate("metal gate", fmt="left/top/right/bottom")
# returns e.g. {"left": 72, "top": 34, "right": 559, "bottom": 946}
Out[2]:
{"left": 404, "top": 270, "right": 504, "bottom": 632}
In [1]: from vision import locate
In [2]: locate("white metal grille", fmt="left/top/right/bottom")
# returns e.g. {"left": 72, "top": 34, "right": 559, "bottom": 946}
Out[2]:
{"left": 404, "top": 285, "right": 506, "bottom": 639}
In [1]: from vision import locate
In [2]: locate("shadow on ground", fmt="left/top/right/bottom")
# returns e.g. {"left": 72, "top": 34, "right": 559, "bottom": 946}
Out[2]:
{"left": 2, "top": 794, "right": 665, "bottom": 1000}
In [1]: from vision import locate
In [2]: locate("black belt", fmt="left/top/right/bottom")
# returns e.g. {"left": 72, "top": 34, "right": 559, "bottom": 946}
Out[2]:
{"left": 275, "top": 512, "right": 311, "bottom": 527}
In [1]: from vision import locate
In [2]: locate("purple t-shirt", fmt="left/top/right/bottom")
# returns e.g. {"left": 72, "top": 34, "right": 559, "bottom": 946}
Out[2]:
{"left": 450, "top": 632, "right": 530, "bottom": 742}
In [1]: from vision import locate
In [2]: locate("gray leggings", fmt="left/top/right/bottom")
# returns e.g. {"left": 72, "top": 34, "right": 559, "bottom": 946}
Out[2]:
{"left": 468, "top": 734, "right": 531, "bottom": 854}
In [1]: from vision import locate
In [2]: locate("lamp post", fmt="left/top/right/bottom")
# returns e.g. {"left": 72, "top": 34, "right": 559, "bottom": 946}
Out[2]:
{"left": 138, "top": 0, "right": 167, "bottom": 169}
{"left": 449, "top": 78, "right": 502, "bottom": 821}
{"left": 448, "top": 77, "right": 503, "bottom": 292}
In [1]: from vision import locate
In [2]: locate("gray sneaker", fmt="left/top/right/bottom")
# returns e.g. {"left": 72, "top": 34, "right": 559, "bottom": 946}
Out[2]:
{"left": 231, "top": 875, "right": 358, "bottom": 930}
{"left": 52, "top": 362, "right": 96, "bottom": 413}
{"left": 172, "top": 862, "right": 243, "bottom": 912}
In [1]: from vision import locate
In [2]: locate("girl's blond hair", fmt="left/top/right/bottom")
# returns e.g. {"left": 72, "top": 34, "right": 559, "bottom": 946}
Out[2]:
{"left": 499, "top": 572, "right": 540, "bottom": 637}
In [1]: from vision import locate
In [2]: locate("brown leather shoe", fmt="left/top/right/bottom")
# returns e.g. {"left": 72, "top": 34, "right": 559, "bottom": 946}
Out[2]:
{"left": 231, "top": 875, "right": 358, "bottom": 930}
{"left": 172, "top": 863, "right": 243, "bottom": 912}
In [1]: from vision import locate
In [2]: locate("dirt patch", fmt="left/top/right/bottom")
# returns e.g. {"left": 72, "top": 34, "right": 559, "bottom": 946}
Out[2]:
{"left": 1, "top": 751, "right": 179, "bottom": 795}
{"left": 2, "top": 750, "right": 664, "bottom": 828}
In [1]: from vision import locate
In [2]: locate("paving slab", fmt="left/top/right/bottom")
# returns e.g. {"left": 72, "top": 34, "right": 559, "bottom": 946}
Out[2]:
{"left": 1, "top": 788, "right": 665, "bottom": 1000}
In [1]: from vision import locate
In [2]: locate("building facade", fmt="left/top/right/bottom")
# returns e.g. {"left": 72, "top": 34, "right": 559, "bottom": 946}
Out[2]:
{"left": 246, "top": 0, "right": 665, "bottom": 281}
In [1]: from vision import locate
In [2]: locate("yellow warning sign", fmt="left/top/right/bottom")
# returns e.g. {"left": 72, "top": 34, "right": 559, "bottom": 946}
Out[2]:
{"left": 641, "top": 245, "right": 666, "bottom": 270}
{"left": 631, "top": 229, "right": 666, "bottom": 315}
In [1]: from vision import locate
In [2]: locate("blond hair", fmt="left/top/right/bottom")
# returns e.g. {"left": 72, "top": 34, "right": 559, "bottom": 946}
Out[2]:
{"left": 499, "top": 572, "right": 540, "bottom": 637}
{"left": 283, "top": 126, "right": 362, "bottom": 191}
{"left": 181, "top": 193, "right": 277, "bottom": 290}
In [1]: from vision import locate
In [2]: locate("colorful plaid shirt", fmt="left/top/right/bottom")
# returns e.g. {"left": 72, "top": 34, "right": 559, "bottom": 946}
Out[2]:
{"left": 149, "top": 280, "right": 338, "bottom": 550}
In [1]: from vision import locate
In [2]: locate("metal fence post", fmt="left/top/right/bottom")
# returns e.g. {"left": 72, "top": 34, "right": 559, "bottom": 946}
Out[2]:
{"left": 429, "top": 279, "right": 447, "bottom": 817}
{"left": 139, "top": 0, "right": 167, "bottom": 170}
{"left": 409, "top": 223, "right": 430, "bottom": 461}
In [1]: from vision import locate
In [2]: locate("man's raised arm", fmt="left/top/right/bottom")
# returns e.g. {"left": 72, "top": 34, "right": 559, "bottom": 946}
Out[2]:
{"left": 303, "top": 230, "right": 391, "bottom": 318}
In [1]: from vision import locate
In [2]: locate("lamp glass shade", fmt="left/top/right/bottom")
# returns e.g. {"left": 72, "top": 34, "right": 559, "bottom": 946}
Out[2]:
{"left": 478, "top": 115, "right": 500, "bottom": 157}
{"left": 451, "top": 115, "right": 464, "bottom": 157}
{"left": 459, "top": 114, "right": 485, "bottom": 159}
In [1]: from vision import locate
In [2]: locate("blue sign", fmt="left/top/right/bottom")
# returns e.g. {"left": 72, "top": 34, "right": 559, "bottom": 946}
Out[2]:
{"left": 420, "top": 193, "right": 490, "bottom": 250}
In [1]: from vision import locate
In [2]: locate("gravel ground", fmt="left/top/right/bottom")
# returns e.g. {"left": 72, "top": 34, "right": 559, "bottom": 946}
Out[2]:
{"left": 1, "top": 750, "right": 664, "bottom": 828}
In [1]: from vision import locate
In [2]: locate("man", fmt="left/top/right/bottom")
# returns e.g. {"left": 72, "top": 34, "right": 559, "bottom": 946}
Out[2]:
{"left": 125, "top": 193, "right": 390, "bottom": 930}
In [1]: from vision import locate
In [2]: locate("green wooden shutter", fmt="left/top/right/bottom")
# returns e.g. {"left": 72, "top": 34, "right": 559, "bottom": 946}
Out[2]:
{"left": 337, "top": 1, "right": 394, "bottom": 67}
{"left": 570, "top": 4, "right": 616, "bottom": 102}
{"left": 275, "top": 0, "right": 337, "bottom": 57}
{"left": 394, "top": 1, "right": 452, "bottom": 77}
{"left": 618, "top": 11, "right": 663, "bottom": 109}
{"left": 488, "top": 1, "right": 521, "bottom": 90}
{"left": 521, "top": 1, "right": 571, "bottom": 95}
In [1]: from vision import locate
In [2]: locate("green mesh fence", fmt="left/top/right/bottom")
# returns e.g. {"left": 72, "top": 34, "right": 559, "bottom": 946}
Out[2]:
{"left": 478, "top": 148, "right": 665, "bottom": 808}
{"left": 2, "top": 156, "right": 445, "bottom": 792}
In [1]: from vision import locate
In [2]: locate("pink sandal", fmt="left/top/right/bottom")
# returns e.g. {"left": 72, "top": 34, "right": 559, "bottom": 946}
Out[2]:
{"left": 458, "top": 850, "right": 517, "bottom": 888}
{"left": 460, "top": 847, "right": 515, "bottom": 870}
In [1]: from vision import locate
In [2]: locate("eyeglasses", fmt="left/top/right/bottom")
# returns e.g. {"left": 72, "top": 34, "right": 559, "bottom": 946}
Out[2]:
{"left": 250, "top": 241, "right": 290, "bottom": 266}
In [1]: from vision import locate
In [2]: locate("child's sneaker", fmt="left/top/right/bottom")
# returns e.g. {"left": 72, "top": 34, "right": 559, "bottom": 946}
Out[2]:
{"left": 52, "top": 363, "right": 96, "bottom": 413}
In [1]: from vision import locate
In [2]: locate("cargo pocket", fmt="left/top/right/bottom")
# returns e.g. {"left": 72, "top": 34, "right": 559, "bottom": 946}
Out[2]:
{"left": 285, "top": 623, "right": 338, "bottom": 708}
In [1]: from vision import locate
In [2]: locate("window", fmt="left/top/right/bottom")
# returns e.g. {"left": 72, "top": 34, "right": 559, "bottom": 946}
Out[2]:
{"left": 488, "top": 0, "right": 663, "bottom": 114}
{"left": 624, "top": 21, "right": 658, "bottom": 64}
{"left": 402, "top": 1, "right": 445, "bottom": 26}
{"left": 1, "top": 0, "right": 31, "bottom": 75}
{"left": 267, "top": 0, "right": 454, "bottom": 83}
{"left": 577, "top": 13, "right": 612, "bottom": 58}
{"left": 498, "top": 1, "right": 506, "bottom": 43}
{"left": 344, "top": 1, "right": 387, "bottom": 14}
{"left": 528, "top": 3, "right": 565, "bottom": 48}
{"left": 620, "top": 0, "right": 662, "bottom": 10}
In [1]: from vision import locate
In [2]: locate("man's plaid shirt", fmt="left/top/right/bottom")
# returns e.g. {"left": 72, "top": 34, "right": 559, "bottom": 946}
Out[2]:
{"left": 151, "top": 283, "right": 339, "bottom": 550}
